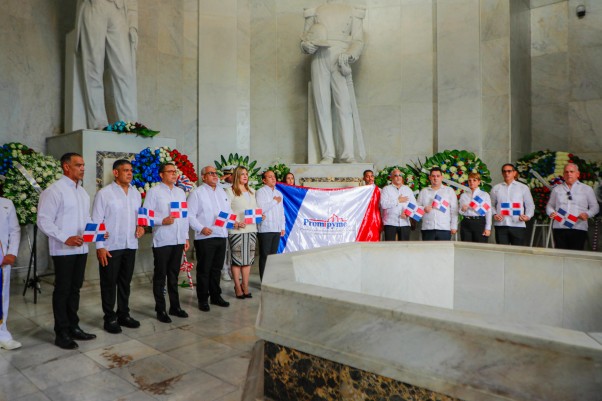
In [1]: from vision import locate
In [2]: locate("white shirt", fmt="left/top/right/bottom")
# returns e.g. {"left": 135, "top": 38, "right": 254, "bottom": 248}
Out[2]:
{"left": 187, "top": 183, "right": 231, "bottom": 240}
{"left": 417, "top": 186, "right": 458, "bottom": 231}
{"left": 37, "top": 175, "right": 91, "bottom": 256}
{"left": 92, "top": 182, "right": 141, "bottom": 251}
{"left": 143, "top": 182, "right": 189, "bottom": 247}
{"left": 490, "top": 180, "right": 535, "bottom": 228}
{"left": 0, "top": 197, "right": 20, "bottom": 259}
{"left": 459, "top": 188, "right": 493, "bottom": 230}
{"left": 546, "top": 181, "right": 599, "bottom": 231}
{"left": 380, "top": 184, "right": 416, "bottom": 227}
{"left": 256, "top": 185, "right": 286, "bottom": 233}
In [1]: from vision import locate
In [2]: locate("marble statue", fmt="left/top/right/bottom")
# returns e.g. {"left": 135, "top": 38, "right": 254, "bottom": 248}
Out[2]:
{"left": 301, "top": 0, "right": 366, "bottom": 164}
{"left": 75, "top": 0, "right": 138, "bottom": 129}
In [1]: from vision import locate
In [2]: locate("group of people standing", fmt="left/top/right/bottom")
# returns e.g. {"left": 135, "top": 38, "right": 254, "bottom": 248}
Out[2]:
{"left": 369, "top": 162, "right": 599, "bottom": 249}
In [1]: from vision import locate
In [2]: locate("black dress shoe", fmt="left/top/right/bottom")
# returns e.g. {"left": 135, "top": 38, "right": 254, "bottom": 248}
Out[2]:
{"left": 55, "top": 334, "right": 78, "bottom": 350}
{"left": 210, "top": 296, "right": 230, "bottom": 307}
{"left": 104, "top": 320, "right": 122, "bottom": 334}
{"left": 168, "top": 308, "right": 189, "bottom": 318}
{"left": 244, "top": 292, "right": 252, "bottom": 299}
{"left": 198, "top": 303, "right": 210, "bottom": 312}
{"left": 156, "top": 311, "right": 172, "bottom": 323}
{"left": 70, "top": 327, "right": 97, "bottom": 341}
{"left": 118, "top": 316, "right": 140, "bottom": 329}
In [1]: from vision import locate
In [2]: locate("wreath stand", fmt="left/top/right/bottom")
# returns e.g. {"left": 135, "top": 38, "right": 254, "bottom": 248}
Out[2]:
{"left": 22, "top": 224, "right": 41, "bottom": 303}
{"left": 529, "top": 220, "right": 554, "bottom": 248}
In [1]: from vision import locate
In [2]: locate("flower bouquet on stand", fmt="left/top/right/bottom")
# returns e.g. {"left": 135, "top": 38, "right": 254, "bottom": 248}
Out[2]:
{"left": 0, "top": 142, "right": 62, "bottom": 225}
{"left": 375, "top": 165, "right": 420, "bottom": 194}
{"left": 131, "top": 147, "right": 198, "bottom": 199}
{"left": 265, "top": 162, "right": 291, "bottom": 182}
{"left": 214, "top": 153, "right": 262, "bottom": 189}
{"left": 103, "top": 121, "right": 159, "bottom": 138}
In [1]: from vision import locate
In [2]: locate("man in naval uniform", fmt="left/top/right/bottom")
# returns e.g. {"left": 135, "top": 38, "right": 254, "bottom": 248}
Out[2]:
{"left": 0, "top": 197, "right": 21, "bottom": 350}
{"left": 301, "top": 0, "right": 366, "bottom": 164}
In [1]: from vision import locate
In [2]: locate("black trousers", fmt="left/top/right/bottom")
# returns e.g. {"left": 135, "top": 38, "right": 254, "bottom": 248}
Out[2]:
{"left": 460, "top": 217, "right": 488, "bottom": 243}
{"left": 421, "top": 230, "right": 451, "bottom": 241}
{"left": 194, "top": 238, "right": 227, "bottom": 303}
{"left": 258, "top": 232, "right": 281, "bottom": 281}
{"left": 152, "top": 244, "right": 184, "bottom": 312}
{"left": 495, "top": 226, "right": 526, "bottom": 246}
{"left": 99, "top": 248, "right": 136, "bottom": 322}
{"left": 52, "top": 254, "right": 88, "bottom": 335}
{"left": 383, "top": 225, "right": 411, "bottom": 241}
{"left": 553, "top": 229, "right": 587, "bottom": 250}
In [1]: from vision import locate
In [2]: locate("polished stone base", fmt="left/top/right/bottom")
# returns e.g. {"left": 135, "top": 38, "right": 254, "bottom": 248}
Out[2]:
{"left": 264, "top": 342, "right": 460, "bottom": 401}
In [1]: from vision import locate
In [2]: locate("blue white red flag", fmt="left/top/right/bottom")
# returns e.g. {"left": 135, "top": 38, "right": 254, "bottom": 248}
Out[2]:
{"left": 432, "top": 194, "right": 449, "bottom": 213}
{"left": 83, "top": 222, "right": 106, "bottom": 242}
{"left": 137, "top": 207, "right": 155, "bottom": 227}
{"left": 176, "top": 174, "right": 194, "bottom": 192}
{"left": 215, "top": 211, "right": 237, "bottom": 228}
{"left": 244, "top": 208, "right": 263, "bottom": 224}
{"left": 276, "top": 183, "right": 381, "bottom": 253}
{"left": 469, "top": 195, "right": 491, "bottom": 216}
{"left": 403, "top": 202, "right": 425, "bottom": 222}
{"left": 554, "top": 208, "right": 578, "bottom": 228}
{"left": 170, "top": 201, "right": 188, "bottom": 218}
{"left": 500, "top": 202, "right": 522, "bottom": 216}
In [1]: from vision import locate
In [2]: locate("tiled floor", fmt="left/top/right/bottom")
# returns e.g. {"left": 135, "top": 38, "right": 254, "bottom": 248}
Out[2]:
{"left": 0, "top": 273, "right": 261, "bottom": 401}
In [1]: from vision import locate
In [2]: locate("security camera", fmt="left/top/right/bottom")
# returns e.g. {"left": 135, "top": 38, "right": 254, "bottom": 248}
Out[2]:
{"left": 576, "top": 5, "right": 586, "bottom": 18}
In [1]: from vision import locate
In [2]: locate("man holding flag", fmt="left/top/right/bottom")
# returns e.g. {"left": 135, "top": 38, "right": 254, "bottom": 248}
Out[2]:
{"left": 144, "top": 162, "right": 190, "bottom": 323}
{"left": 38, "top": 153, "right": 97, "bottom": 349}
{"left": 188, "top": 166, "right": 232, "bottom": 312}
{"left": 380, "top": 168, "right": 416, "bottom": 241}
{"left": 92, "top": 160, "right": 144, "bottom": 334}
{"left": 256, "top": 170, "right": 286, "bottom": 280}
{"left": 490, "top": 164, "right": 534, "bottom": 246}
{"left": 0, "top": 196, "right": 21, "bottom": 350}
{"left": 417, "top": 167, "right": 458, "bottom": 241}
{"left": 546, "top": 163, "right": 598, "bottom": 250}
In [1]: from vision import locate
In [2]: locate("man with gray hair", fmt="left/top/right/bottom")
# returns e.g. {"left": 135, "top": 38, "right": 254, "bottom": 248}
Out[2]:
{"left": 546, "top": 163, "right": 599, "bottom": 250}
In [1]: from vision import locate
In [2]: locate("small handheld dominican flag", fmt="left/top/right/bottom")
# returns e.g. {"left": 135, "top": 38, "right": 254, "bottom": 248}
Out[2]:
{"left": 553, "top": 208, "right": 579, "bottom": 228}
{"left": 432, "top": 194, "right": 449, "bottom": 213}
{"left": 403, "top": 203, "right": 425, "bottom": 222}
{"left": 137, "top": 207, "right": 155, "bottom": 227}
{"left": 469, "top": 195, "right": 491, "bottom": 216}
{"left": 244, "top": 208, "right": 263, "bottom": 224}
{"left": 83, "top": 223, "right": 106, "bottom": 242}
{"left": 214, "top": 211, "right": 237, "bottom": 228}
{"left": 500, "top": 202, "right": 522, "bottom": 216}
{"left": 170, "top": 201, "right": 188, "bottom": 218}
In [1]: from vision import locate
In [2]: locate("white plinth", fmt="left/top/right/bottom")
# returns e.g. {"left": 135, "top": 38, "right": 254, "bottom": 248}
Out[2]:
{"left": 290, "top": 163, "right": 374, "bottom": 188}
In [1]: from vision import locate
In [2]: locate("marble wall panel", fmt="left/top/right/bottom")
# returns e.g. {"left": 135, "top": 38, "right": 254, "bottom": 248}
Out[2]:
{"left": 480, "top": 0, "right": 510, "bottom": 41}
{"left": 294, "top": 248, "right": 363, "bottom": 293}
{"left": 530, "top": 0, "right": 564, "bottom": 8}
{"left": 482, "top": 95, "right": 510, "bottom": 150}
{"left": 400, "top": 0, "right": 433, "bottom": 56}
{"left": 453, "top": 248, "right": 505, "bottom": 315}
{"left": 569, "top": 46, "right": 602, "bottom": 102}
{"left": 568, "top": 0, "right": 602, "bottom": 48}
{"left": 201, "top": 0, "right": 237, "bottom": 16}
{"left": 157, "top": 2, "right": 183, "bottom": 57}
{"left": 531, "top": 1, "right": 568, "bottom": 57}
{"left": 360, "top": 105, "right": 403, "bottom": 168}
{"left": 531, "top": 52, "right": 569, "bottom": 105}
{"left": 562, "top": 257, "right": 602, "bottom": 332}
{"left": 482, "top": 38, "right": 510, "bottom": 97}
{"left": 504, "top": 253, "right": 563, "bottom": 327}
{"left": 400, "top": 52, "right": 434, "bottom": 104}
{"left": 568, "top": 99, "right": 602, "bottom": 155}
{"left": 531, "top": 103, "right": 569, "bottom": 150}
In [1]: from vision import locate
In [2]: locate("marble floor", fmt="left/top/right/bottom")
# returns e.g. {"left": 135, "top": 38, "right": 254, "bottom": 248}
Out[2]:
{"left": 0, "top": 273, "right": 261, "bottom": 401}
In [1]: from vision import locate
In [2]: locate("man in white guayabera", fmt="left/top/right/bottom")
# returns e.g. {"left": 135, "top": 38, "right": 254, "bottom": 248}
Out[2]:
{"left": 75, "top": 0, "right": 138, "bottom": 129}
{"left": 301, "top": 0, "right": 366, "bottom": 164}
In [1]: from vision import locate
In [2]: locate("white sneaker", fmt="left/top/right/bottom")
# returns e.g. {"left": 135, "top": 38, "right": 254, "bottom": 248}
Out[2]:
{"left": 0, "top": 339, "right": 22, "bottom": 350}
{"left": 221, "top": 271, "right": 232, "bottom": 281}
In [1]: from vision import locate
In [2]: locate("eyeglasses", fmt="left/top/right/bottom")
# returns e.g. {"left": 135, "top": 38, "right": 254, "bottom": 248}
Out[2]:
{"left": 391, "top": 174, "right": 403, "bottom": 177}
{"left": 502, "top": 170, "right": 514, "bottom": 174}
{"left": 162, "top": 170, "right": 177, "bottom": 174}
{"left": 204, "top": 172, "right": 218, "bottom": 176}
{"left": 567, "top": 191, "right": 572, "bottom": 201}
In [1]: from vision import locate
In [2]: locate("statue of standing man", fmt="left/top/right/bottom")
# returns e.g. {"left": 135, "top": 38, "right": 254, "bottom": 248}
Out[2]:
{"left": 301, "top": 0, "right": 366, "bottom": 164}
{"left": 75, "top": 0, "right": 138, "bottom": 129}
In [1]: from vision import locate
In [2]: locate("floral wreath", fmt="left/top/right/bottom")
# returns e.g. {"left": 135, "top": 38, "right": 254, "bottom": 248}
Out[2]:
{"left": 214, "top": 153, "right": 262, "bottom": 189}
{"left": 516, "top": 150, "right": 600, "bottom": 222}
{"left": 264, "top": 162, "right": 291, "bottom": 182}
{"left": 374, "top": 165, "right": 419, "bottom": 193}
{"left": 104, "top": 120, "right": 159, "bottom": 138}
{"left": 131, "top": 146, "right": 198, "bottom": 198}
{"left": 412, "top": 150, "right": 492, "bottom": 197}
{"left": 0, "top": 142, "right": 62, "bottom": 225}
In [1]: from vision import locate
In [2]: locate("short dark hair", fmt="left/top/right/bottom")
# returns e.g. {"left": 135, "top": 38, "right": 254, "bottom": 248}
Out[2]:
{"left": 262, "top": 170, "right": 274, "bottom": 180}
{"left": 363, "top": 169, "right": 373, "bottom": 176}
{"left": 60, "top": 152, "right": 82, "bottom": 167}
{"left": 429, "top": 167, "right": 442, "bottom": 175}
{"left": 159, "top": 162, "right": 176, "bottom": 173}
{"left": 112, "top": 159, "right": 132, "bottom": 170}
{"left": 501, "top": 163, "right": 515, "bottom": 172}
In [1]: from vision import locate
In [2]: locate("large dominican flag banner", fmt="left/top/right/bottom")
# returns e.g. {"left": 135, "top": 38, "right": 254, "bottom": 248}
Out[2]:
{"left": 276, "top": 184, "right": 381, "bottom": 253}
